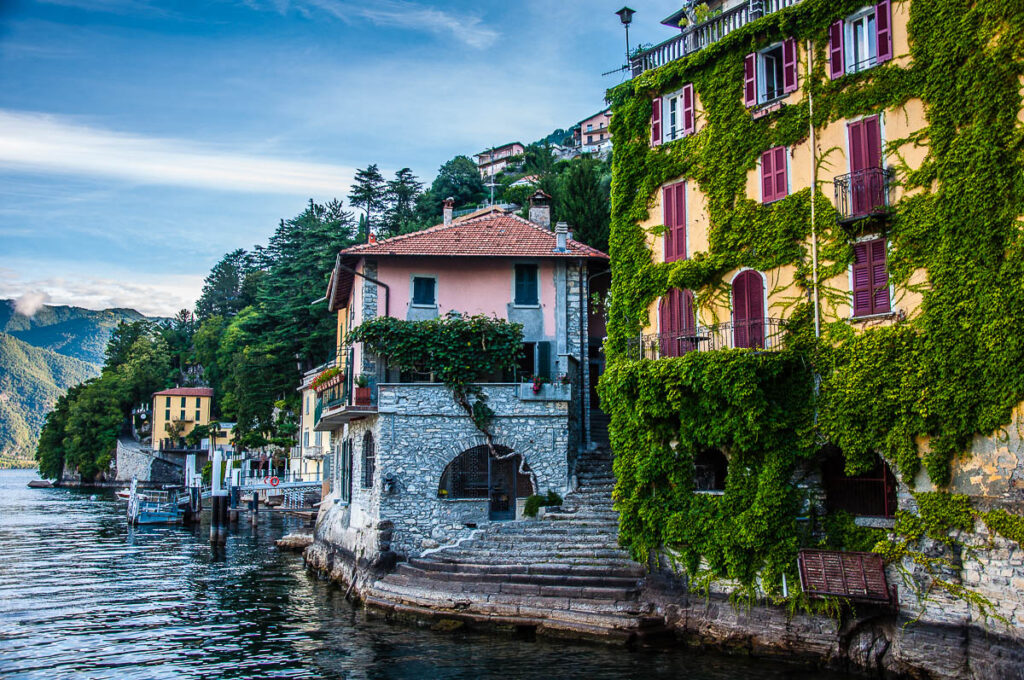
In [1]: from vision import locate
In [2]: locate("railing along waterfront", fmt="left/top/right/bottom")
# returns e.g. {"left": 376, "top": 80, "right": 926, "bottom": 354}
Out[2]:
{"left": 626, "top": 318, "right": 787, "bottom": 360}
{"left": 630, "top": 0, "right": 802, "bottom": 77}
{"left": 833, "top": 167, "right": 895, "bottom": 222}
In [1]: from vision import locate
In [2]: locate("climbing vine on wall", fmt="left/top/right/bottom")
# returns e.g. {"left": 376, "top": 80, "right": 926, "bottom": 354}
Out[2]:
{"left": 600, "top": 0, "right": 1024, "bottom": 598}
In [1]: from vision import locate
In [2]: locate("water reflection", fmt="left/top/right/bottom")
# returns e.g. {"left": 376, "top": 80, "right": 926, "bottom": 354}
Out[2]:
{"left": 0, "top": 470, "right": 851, "bottom": 679}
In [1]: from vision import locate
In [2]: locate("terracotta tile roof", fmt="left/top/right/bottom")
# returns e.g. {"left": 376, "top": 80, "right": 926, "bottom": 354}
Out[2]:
{"left": 339, "top": 212, "right": 608, "bottom": 260}
{"left": 153, "top": 387, "right": 214, "bottom": 398}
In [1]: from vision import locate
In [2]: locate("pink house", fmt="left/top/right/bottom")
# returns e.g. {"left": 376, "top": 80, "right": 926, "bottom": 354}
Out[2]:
{"left": 474, "top": 142, "right": 525, "bottom": 178}
{"left": 573, "top": 108, "right": 612, "bottom": 150}
{"left": 311, "top": 194, "right": 609, "bottom": 559}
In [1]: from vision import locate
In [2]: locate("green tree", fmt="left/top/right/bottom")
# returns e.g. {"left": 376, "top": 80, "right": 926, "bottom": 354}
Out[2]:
{"left": 348, "top": 164, "right": 387, "bottom": 240}
{"left": 383, "top": 167, "right": 424, "bottom": 236}
{"left": 195, "top": 249, "right": 255, "bottom": 320}
{"left": 430, "top": 155, "right": 486, "bottom": 208}
{"left": 557, "top": 157, "right": 610, "bottom": 252}
{"left": 104, "top": 320, "right": 153, "bottom": 369}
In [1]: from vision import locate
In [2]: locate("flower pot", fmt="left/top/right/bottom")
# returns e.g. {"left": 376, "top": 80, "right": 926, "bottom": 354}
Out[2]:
{"left": 354, "top": 386, "right": 371, "bottom": 406}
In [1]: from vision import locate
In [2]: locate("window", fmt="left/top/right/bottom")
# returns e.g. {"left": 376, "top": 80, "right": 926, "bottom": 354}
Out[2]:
{"left": 830, "top": 1, "right": 892, "bottom": 79}
{"left": 761, "top": 146, "right": 789, "bottom": 203}
{"left": 195, "top": 397, "right": 201, "bottom": 408}
{"left": 315, "top": 431, "right": 321, "bottom": 446}
{"left": 694, "top": 449, "right": 728, "bottom": 492}
{"left": 587, "top": 123, "right": 593, "bottom": 131}
{"left": 180, "top": 410, "right": 186, "bottom": 421}
{"left": 303, "top": 431, "right": 310, "bottom": 448}
{"left": 180, "top": 397, "right": 186, "bottom": 407}
{"left": 587, "top": 135, "right": 593, "bottom": 144}
{"left": 732, "top": 270, "right": 765, "bottom": 349}
{"left": 362, "top": 432, "right": 375, "bottom": 489}
{"left": 659, "top": 288, "right": 697, "bottom": 357}
{"left": 305, "top": 394, "right": 310, "bottom": 415}
{"left": 822, "top": 449, "right": 896, "bottom": 518}
{"left": 514, "top": 264, "right": 539, "bottom": 306}
{"left": 339, "top": 439, "right": 352, "bottom": 503}
{"left": 412, "top": 276, "right": 436, "bottom": 306}
{"left": 165, "top": 397, "right": 171, "bottom": 407}
{"left": 662, "top": 181, "right": 686, "bottom": 261}
{"left": 744, "top": 39, "right": 798, "bottom": 106}
{"left": 194, "top": 410, "right": 200, "bottom": 421}
{"left": 846, "top": 116, "right": 886, "bottom": 216}
{"left": 852, "top": 238, "right": 890, "bottom": 316}
{"left": 652, "top": 84, "right": 695, "bottom": 145}
{"left": 165, "top": 409, "right": 170, "bottom": 421}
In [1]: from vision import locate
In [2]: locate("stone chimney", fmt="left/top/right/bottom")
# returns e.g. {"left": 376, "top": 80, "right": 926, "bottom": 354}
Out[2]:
{"left": 443, "top": 197, "right": 455, "bottom": 226}
{"left": 554, "top": 221, "right": 568, "bottom": 252}
{"left": 368, "top": 233, "right": 377, "bottom": 245}
{"left": 528, "top": 190, "right": 552, "bottom": 230}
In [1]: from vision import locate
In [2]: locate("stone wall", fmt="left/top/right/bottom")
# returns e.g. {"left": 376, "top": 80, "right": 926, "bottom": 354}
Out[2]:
{"left": 114, "top": 437, "right": 182, "bottom": 485}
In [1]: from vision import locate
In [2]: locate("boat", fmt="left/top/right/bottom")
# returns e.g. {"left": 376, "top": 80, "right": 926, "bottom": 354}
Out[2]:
{"left": 116, "top": 488, "right": 148, "bottom": 501}
{"left": 126, "top": 479, "right": 183, "bottom": 525}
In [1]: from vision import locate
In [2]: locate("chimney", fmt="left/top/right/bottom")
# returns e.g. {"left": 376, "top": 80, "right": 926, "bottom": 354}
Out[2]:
{"left": 528, "top": 190, "right": 552, "bottom": 230}
{"left": 554, "top": 221, "right": 568, "bottom": 252}
{"left": 443, "top": 197, "right": 455, "bottom": 226}
{"left": 368, "top": 233, "right": 377, "bottom": 244}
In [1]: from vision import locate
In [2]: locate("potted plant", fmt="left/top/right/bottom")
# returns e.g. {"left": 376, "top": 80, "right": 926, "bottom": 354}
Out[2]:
{"left": 531, "top": 375, "right": 548, "bottom": 394}
{"left": 354, "top": 374, "right": 371, "bottom": 405}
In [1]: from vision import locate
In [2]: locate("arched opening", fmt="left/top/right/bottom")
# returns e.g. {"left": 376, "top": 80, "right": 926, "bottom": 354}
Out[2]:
{"left": 822, "top": 448, "right": 896, "bottom": 518}
{"left": 438, "top": 445, "right": 534, "bottom": 521}
{"left": 732, "top": 270, "right": 765, "bottom": 349}
{"left": 362, "top": 432, "right": 375, "bottom": 489}
{"left": 693, "top": 449, "right": 727, "bottom": 492}
{"left": 659, "top": 288, "right": 697, "bottom": 356}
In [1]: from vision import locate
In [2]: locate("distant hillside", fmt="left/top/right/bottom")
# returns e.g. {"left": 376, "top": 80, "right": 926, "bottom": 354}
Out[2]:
{"left": 0, "top": 300, "right": 150, "bottom": 366}
{"left": 0, "top": 333, "right": 99, "bottom": 465}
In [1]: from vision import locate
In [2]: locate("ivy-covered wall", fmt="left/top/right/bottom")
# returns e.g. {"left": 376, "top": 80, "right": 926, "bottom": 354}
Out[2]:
{"left": 601, "top": 0, "right": 1024, "bottom": 608}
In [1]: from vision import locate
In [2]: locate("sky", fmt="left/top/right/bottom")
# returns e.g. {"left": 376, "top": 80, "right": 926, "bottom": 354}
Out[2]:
{"left": 0, "top": 0, "right": 679, "bottom": 316}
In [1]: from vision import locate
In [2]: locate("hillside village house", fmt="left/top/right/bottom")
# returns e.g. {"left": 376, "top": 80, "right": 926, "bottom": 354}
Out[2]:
{"left": 311, "top": 193, "right": 608, "bottom": 559}
{"left": 291, "top": 367, "right": 332, "bottom": 482}
{"left": 473, "top": 142, "right": 524, "bottom": 179}
{"left": 152, "top": 387, "right": 217, "bottom": 452}
{"left": 572, "top": 108, "right": 612, "bottom": 153}
{"left": 605, "top": 0, "right": 1024, "bottom": 669}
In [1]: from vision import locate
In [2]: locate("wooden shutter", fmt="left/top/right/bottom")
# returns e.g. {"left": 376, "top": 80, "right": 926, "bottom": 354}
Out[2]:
{"left": 733, "top": 273, "right": 749, "bottom": 347}
{"left": 849, "top": 120, "right": 866, "bottom": 172}
{"left": 672, "top": 182, "right": 687, "bottom": 260}
{"left": 663, "top": 185, "right": 675, "bottom": 260}
{"left": 870, "top": 239, "right": 890, "bottom": 313}
{"left": 783, "top": 38, "right": 798, "bottom": 93}
{"left": 852, "top": 242, "right": 872, "bottom": 316}
{"left": 682, "top": 84, "right": 695, "bottom": 136}
{"left": 875, "top": 0, "right": 892, "bottom": 64}
{"left": 761, "top": 149, "right": 775, "bottom": 203}
{"left": 651, "top": 97, "right": 662, "bottom": 146}
{"left": 733, "top": 271, "right": 764, "bottom": 349}
{"left": 744, "top": 53, "right": 756, "bottom": 107}
{"left": 536, "top": 341, "right": 551, "bottom": 379}
{"left": 829, "top": 20, "right": 845, "bottom": 79}
{"left": 773, "top": 146, "right": 788, "bottom": 200}
{"left": 863, "top": 115, "right": 882, "bottom": 168}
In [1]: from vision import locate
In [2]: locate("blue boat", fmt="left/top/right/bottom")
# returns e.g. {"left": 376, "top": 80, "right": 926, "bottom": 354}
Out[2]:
{"left": 126, "top": 479, "right": 184, "bottom": 525}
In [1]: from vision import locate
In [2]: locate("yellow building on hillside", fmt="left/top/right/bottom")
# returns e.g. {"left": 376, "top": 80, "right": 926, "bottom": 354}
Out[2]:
{"left": 151, "top": 387, "right": 215, "bottom": 452}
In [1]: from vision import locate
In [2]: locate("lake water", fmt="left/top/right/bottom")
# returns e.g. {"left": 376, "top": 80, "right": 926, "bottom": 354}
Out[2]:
{"left": 0, "top": 469, "right": 853, "bottom": 679}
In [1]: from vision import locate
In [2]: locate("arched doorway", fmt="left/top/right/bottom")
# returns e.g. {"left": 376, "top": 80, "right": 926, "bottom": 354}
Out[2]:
{"left": 732, "top": 270, "right": 765, "bottom": 349}
{"left": 438, "top": 445, "right": 534, "bottom": 521}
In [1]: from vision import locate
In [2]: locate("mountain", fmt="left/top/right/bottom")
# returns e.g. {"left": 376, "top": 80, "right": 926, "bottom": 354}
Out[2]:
{"left": 0, "top": 300, "right": 150, "bottom": 366}
{"left": 0, "top": 333, "right": 99, "bottom": 465}
{"left": 0, "top": 300, "right": 158, "bottom": 466}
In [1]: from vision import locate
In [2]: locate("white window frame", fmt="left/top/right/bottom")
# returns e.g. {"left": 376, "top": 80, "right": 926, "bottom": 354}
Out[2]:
{"left": 845, "top": 7, "right": 878, "bottom": 74}
{"left": 846, "top": 233, "right": 895, "bottom": 320}
{"left": 661, "top": 87, "right": 687, "bottom": 143}
{"left": 409, "top": 274, "right": 438, "bottom": 308}
{"left": 757, "top": 42, "right": 786, "bottom": 105}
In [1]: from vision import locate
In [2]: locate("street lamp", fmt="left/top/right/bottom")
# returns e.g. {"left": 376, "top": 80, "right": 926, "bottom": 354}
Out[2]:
{"left": 615, "top": 6, "right": 635, "bottom": 62}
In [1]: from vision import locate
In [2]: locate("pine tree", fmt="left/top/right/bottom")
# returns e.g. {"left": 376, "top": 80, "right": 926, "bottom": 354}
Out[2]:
{"left": 555, "top": 158, "right": 610, "bottom": 252}
{"left": 195, "top": 248, "right": 254, "bottom": 320}
{"left": 383, "top": 168, "right": 424, "bottom": 236}
{"left": 348, "top": 164, "right": 387, "bottom": 241}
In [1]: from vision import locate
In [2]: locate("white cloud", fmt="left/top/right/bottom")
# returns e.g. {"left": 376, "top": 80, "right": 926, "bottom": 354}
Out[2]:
{"left": 0, "top": 267, "right": 203, "bottom": 317}
{"left": 13, "top": 291, "right": 51, "bottom": 317}
{"left": 0, "top": 110, "right": 356, "bottom": 195}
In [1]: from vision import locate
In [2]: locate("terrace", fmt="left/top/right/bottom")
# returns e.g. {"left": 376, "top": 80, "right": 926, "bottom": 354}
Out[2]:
{"left": 626, "top": 318, "right": 787, "bottom": 360}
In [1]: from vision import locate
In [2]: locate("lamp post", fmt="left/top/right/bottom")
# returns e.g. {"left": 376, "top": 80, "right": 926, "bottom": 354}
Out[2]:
{"left": 615, "top": 6, "right": 635, "bottom": 65}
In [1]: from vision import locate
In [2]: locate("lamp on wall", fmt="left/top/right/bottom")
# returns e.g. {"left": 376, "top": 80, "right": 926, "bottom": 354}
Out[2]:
{"left": 615, "top": 6, "right": 635, "bottom": 61}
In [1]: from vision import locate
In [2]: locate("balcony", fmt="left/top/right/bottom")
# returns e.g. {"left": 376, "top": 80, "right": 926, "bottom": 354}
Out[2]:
{"left": 630, "top": 0, "right": 802, "bottom": 77}
{"left": 833, "top": 167, "right": 895, "bottom": 223}
{"left": 314, "top": 381, "right": 377, "bottom": 431}
{"left": 626, "top": 318, "right": 786, "bottom": 360}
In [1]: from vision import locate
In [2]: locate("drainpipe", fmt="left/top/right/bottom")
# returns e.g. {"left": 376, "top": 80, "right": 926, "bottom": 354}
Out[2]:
{"left": 808, "top": 38, "right": 821, "bottom": 339}
{"left": 336, "top": 262, "right": 390, "bottom": 318}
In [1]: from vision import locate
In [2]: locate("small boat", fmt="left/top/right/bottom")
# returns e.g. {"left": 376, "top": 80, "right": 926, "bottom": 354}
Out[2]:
{"left": 116, "top": 488, "right": 148, "bottom": 501}
{"left": 126, "top": 479, "right": 183, "bottom": 525}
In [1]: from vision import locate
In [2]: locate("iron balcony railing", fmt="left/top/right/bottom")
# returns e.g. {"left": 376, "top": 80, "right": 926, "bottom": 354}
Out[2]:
{"left": 630, "top": 0, "right": 801, "bottom": 77}
{"left": 833, "top": 167, "right": 895, "bottom": 222}
{"left": 626, "top": 318, "right": 787, "bottom": 360}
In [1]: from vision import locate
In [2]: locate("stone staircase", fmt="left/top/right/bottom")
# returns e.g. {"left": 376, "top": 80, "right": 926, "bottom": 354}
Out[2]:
{"left": 364, "top": 448, "right": 668, "bottom": 643}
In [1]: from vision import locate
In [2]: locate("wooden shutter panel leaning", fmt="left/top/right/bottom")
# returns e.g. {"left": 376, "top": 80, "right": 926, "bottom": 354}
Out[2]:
{"left": 682, "top": 84, "right": 695, "bottom": 136}
{"left": 651, "top": 97, "right": 662, "bottom": 146}
{"left": 876, "top": 0, "right": 892, "bottom": 64}
{"left": 783, "top": 38, "right": 798, "bottom": 93}
{"left": 743, "top": 53, "right": 756, "bottom": 107}
{"left": 829, "top": 20, "right": 845, "bottom": 79}
{"left": 852, "top": 242, "right": 872, "bottom": 316}
{"left": 761, "top": 149, "right": 775, "bottom": 203}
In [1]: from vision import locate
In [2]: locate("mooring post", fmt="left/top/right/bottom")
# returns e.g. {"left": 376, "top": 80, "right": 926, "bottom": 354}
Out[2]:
{"left": 250, "top": 493, "right": 258, "bottom": 527}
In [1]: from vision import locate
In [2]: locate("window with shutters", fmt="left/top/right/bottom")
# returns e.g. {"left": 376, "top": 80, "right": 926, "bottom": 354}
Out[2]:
{"left": 659, "top": 288, "right": 697, "bottom": 357}
{"left": 732, "top": 270, "right": 766, "bottom": 349}
{"left": 760, "top": 146, "right": 789, "bottom": 203}
{"left": 851, "top": 238, "right": 890, "bottom": 317}
{"left": 662, "top": 181, "right": 687, "bottom": 262}
{"left": 362, "top": 432, "right": 375, "bottom": 489}
{"left": 744, "top": 40, "right": 798, "bottom": 107}
{"left": 830, "top": 1, "right": 892, "bottom": 79}
{"left": 514, "top": 264, "right": 539, "bottom": 306}
{"left": 658, "top": 84, "right": 695, "bottom": 143}
{"left": 411, "top": 276, "right": 436, "bottom": 306}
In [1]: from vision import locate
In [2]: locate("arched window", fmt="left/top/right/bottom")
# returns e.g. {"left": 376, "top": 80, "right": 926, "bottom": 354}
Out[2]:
{"left": 693, "top": 449, "right": 727, "bottom": 492}
{"left": 732, "top": 270, "right": 765, "bottom": 349}
{"left": 362, "top": 432, "right": 375, "bottom": 489}
{"left": 438, "top": 445, "right": 534, "bottom": 521}
{"left": 339, "top": 438, "right": 352, "bottom": 503}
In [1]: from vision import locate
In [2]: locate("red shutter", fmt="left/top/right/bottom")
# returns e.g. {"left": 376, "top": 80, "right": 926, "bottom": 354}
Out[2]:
{"left": 829, "top": 20, "right": 845, "bottom": 79}
{"left": 783, "top": 38, "right": 798, "bottom": 93}
{"left": 744, "top": 53, "right": 756, "bottom": 107}
{"left": 773, "top": 146, "right": 788, "bottom": 199}
{"left": 663, "top": 185, "right": 674, "bottom": 261}
{"left": 870, "top": 239, "right": 890, "bottom": 313}
{"left": 651, "top": 97, "right": 662, "bottom": 146}
{"left": 733, "top": 273, "right": 749, "bottom": 347}
{"left": 875, "top": 0, "right": 892, "bottom": 64}
{"left": 761, "top": 149, "right": 775, "bottom": 203}
{"left": 659, "top": 296, "right": 672, "bottom": 356}
{"left": 863, "top": 115, "right": 882, "bottom": 168}
{"left": 682, "top": 84, "right": 695, "bottom": 136}
{"left": 673, "top": 182, "right": 687, "bottom": 260}
{"left": 682, "top": 290, "right": 695, "bottom": 332}
{"left": 852, "top": 242, "right": 871, "bottom": 316}
{"left": 733, "top": 271, "right": 765, "bottom": 349}
{"left": 849, "top": 120, "right": 866, "bottom": 171}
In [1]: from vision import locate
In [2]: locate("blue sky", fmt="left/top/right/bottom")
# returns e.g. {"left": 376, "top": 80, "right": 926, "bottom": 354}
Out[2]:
{"left": 0, "top": 0, "right": 678, "bottom": 316}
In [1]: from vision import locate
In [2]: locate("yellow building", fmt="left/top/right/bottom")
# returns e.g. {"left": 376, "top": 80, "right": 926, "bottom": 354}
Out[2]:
{"left": 151, "top": 387, "right": 214, "bottom": 451}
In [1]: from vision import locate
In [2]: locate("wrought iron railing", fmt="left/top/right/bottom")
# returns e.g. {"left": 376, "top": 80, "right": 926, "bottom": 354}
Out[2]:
{"left": 833, "top": 167, "right": 894, "bottom": 221}
{"left": 626, "top": 318, "right": 787, "bottom": 360}
{"left": 630, "top": 0, "right": 801, "bottom": 77}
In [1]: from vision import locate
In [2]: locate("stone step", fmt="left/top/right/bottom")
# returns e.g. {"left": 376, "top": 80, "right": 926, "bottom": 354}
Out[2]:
{"left": 396, "top": 563, "right": 642, "bottom": 587}
{"left": 407, "top": 559, "right": 643, "bottom": 578}
{"left": 426, "top": 555, "right": 640, "bottom": 569}
{"left": 388, "top": 569, "right": 641, "bottom": 600}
